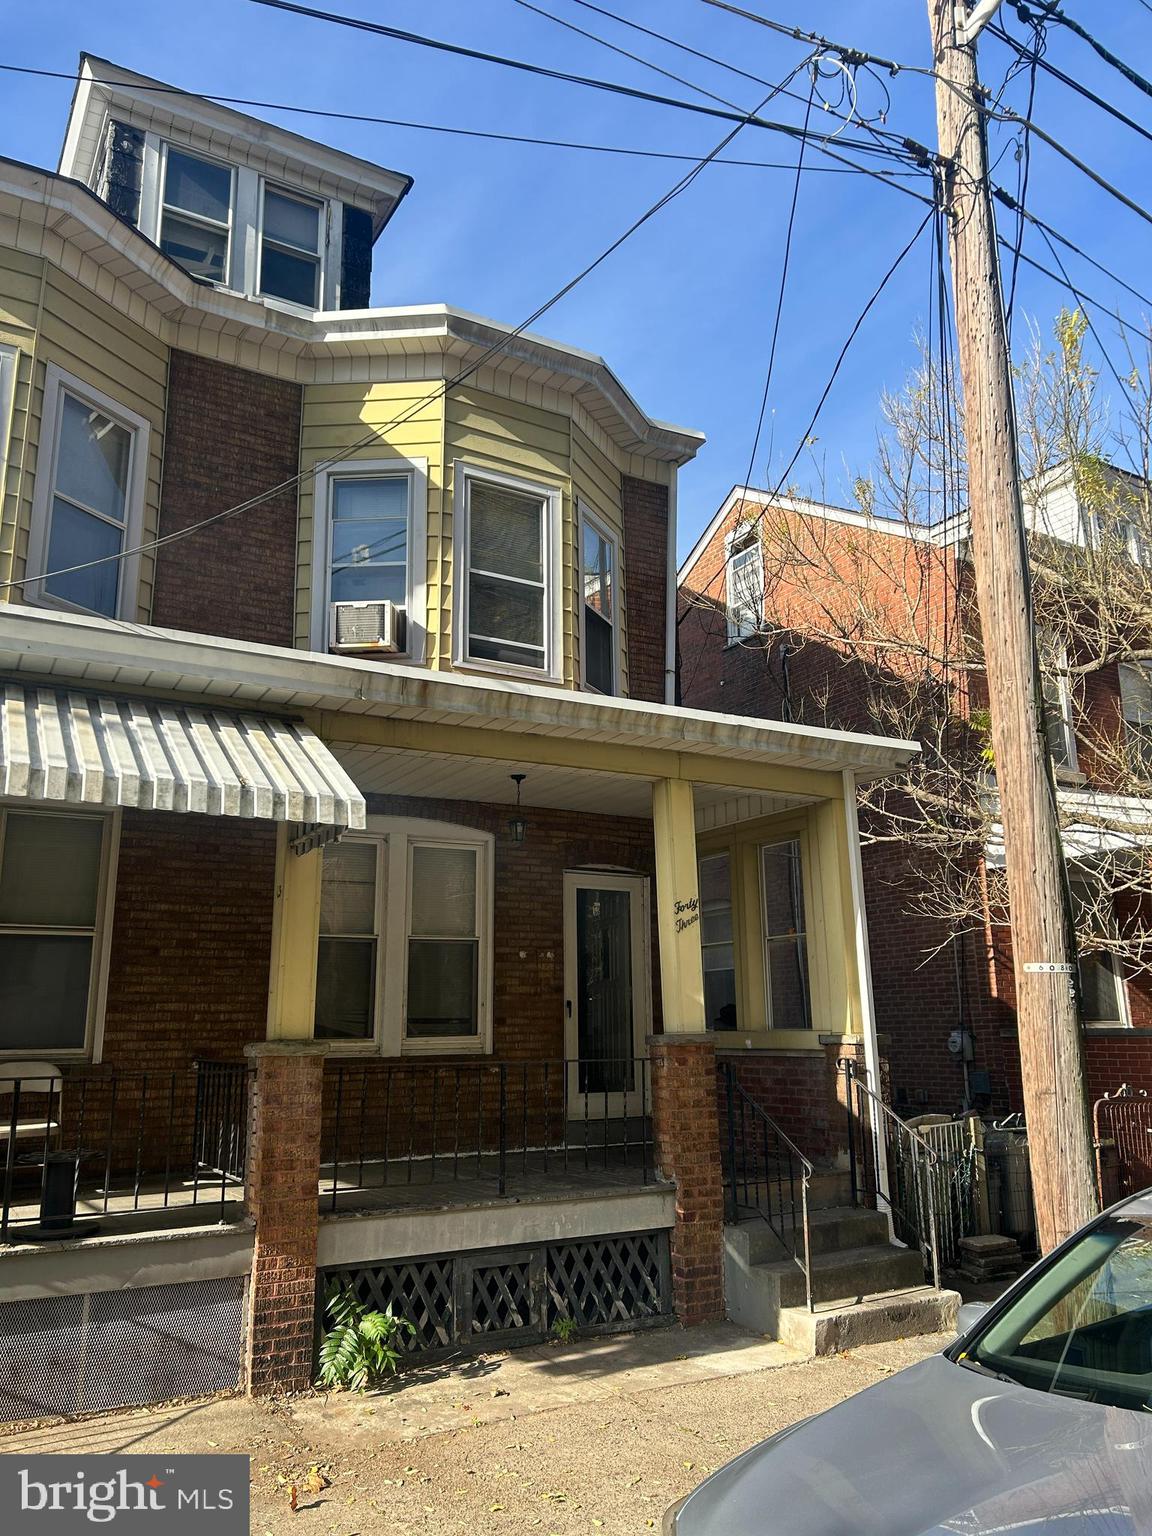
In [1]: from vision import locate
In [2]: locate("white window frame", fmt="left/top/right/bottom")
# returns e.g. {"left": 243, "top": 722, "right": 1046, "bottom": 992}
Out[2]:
{"left": 0, "top": 804, "right": 120, "bottom": 1062}
{"left": 724, "top": 525, "right": 764, "bottom": 644}
{"left": 309, "top": 457, "right": 428, "bottom": 663}
{"left": 452, "top": 461, "right": 563, "bottom": 683}
{"left": 26, "top": 364, "right": 150, "bottom": 621}
{"left": 157, "top": 141, "right": 235, "bottom": 289}
{"left": 759, "top": 835, "right": 813, "bottom": 1031}
{"left": 315, "top": 817, "right": 494, "bottom": 1057}
{"left": 257, "top": 180, "right": 327, "bottom": 312}
{"left": 578, "top": 501, "right": 622, "bottom": 696}
{"left": 0, "top": 344, "right": 17, "bottom": 497}
{"left": 1068, "top": 872, "right": 1131, "bottom": 1029}
{"left": 1039, "top": 634, "right": 1079, "bottom": 774}
{"left": 1119, "top": 661, "right": 1152, "bottom": 775}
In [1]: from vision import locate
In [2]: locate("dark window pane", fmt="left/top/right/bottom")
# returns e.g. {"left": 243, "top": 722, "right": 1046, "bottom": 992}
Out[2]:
{"left": 55, "top": 394, "right": 130, "bottom": 521}
{"left": 704, "top": 954, "right": 738, "bottom": 1032}
{"left": 576, "top": 887, "right": 634, "bottom": 1092}
{"left": 319, "top": 841, "right": 377, "bottom": 937}
{"left": 585, "top": 607, "right": 614, "bottom": 693}
{"left": 315, "top": 938, "right": 375, "bottom": 1039}
{"left": 263, "top": 188, "right": 320, "bottom": 253}
{"left": 467, "top": 636, "right": 546, "bottom": 669}
{"left": 0, "top": 935, "right": 92, "bottom": 1050}
{"left": 164, "top": 149, "right": 231, "bottom": 223}
{"left": 0, "top": 814, "right": 102, "bottom": 927}
{"left": 1080, "top": 954, "right": 1124, "bottom": 1025}
{"left": 469, "top": 480, "right": 543, "bottom": 582}
{"left": 469, "top": 572, "right": 544, "bottom": 648}
{"left": 45, "top": 499, "right": 121, "bottom": 615}
{"left": 330, "top": 564, "right": 407, "bottom": 605}
{"left": 261, "top": 244, "right": 319, "bottom": 306}
{"left": 761, "top": 840, "right": 805, "bottom": 937}
{"left": 330, "top": 518, "right": 407, "bottom": 566}
{"left": 332, "top": 478, "right": 409, "bottom": 521}
{"left": 406, "top": 940, "right": 478, "bottom": 1036}
{"left": 766, "top": 936, "right": 811, "bottom": 1030}
{"left": 160, "top": 213, "right": 228, "bottom": 282}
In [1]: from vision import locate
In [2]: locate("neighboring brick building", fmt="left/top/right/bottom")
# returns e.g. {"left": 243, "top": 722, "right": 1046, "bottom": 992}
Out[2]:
{"left": 679, "top": 483, "right": 1152, "bottom": 1122}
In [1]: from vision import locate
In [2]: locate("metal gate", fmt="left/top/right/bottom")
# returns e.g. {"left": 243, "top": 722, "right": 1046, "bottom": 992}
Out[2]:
{"left": 1094, "top": 1086, "right": 1152, "bottom": 1204}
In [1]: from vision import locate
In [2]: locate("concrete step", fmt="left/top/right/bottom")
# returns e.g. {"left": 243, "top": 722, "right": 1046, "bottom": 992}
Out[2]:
{"left": 728, "top": 1207, "right": 890, "bottom": 1265}
{"left": 776, "top": 1285, "right": 961, "bottom": 1357}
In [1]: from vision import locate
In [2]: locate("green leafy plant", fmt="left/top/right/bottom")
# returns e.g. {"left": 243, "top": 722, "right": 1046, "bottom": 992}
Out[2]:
{"left": 317, "top": 1285, "right": 415, "bottom": 1392}
{"left": 549, "top": 1316, "right": 578, "bottom": 1345}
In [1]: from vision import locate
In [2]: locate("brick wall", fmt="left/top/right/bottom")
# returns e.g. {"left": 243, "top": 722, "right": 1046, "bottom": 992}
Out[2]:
{"left": 622, "top": 476, "right": 670, "bottom": 704}
{"left": 717, "top": 1048, "right": 844, "bottom": 1165}
{"left": 151, "top": 351, "right": 301, "bottom": 643}
{"left": 101, "top": 810, "right": 277, "bottom": 1070}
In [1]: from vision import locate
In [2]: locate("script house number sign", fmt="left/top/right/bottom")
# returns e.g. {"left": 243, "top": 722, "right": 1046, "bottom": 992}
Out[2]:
{"left": 674, "top": 895, "right": 700, "bottom": 934}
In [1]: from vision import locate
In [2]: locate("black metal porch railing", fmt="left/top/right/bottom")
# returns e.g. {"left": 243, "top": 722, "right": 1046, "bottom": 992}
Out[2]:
{"left": 839, "top": 1058, "right": 942, "bottom": 1289}
{"left": 720, "top": 1062, "right": 814, "bottom": 1311}
{"left": 0, "top": 1060, "right": 250, "bottom": 1244}
{"left": 320, "top": 1057, "right": 653, "bottom": 1211}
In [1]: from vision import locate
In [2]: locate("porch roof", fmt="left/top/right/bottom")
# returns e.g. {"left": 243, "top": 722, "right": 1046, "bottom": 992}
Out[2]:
{"left": 0, "top": 608, "right": 919, "bottom": 784}
{"left": 0, "top": 680, "right": 366, "bottom": 827}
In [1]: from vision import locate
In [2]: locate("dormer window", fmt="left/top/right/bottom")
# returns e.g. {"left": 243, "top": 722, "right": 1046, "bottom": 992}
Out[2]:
{"left": 260, "top": 186, "right": 323, "bottom": 307}
{"left": 159, "top": 147, "right": 232, "bottom": 284}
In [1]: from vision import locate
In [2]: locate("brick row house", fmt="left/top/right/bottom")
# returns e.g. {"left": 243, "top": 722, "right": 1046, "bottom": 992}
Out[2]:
{"left": 678, "top": 481, "right": 1152, "bottom": 1144}
{"left": 0, "top": 59, "right": 936, "bottom": 1416}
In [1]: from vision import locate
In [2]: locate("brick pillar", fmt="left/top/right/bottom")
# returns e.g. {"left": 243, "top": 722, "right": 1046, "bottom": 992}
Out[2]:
{"left": 242, "top": 1043, "right": 325, "bottom": 1395}
{"left": 649, "top": 1034, "right": 725, "bottom": 1326}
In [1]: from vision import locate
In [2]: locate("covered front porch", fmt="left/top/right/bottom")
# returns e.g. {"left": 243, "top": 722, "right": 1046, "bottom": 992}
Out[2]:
{"left": 0, "top": 606, "right": 916, "bottom": 1400}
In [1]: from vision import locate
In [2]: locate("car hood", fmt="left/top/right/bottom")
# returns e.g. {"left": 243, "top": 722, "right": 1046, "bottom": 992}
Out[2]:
{"left": 675, "top": 1354, "right": 1152, "bottom": 1535}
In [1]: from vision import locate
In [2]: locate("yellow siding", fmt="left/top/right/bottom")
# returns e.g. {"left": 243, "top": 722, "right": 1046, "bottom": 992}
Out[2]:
{"left": 296, "top": 381, "right": 445, "bottom": 654}
{"left": 0, "top": 256, "right": 168, "bottom": 623}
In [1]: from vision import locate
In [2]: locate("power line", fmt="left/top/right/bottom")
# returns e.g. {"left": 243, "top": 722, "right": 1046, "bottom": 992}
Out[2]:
{"left": 989, "top": 20, "right": 1152, "bottom": 150}
{"left": 692, "top": 0, "right": 932, "bottom": 80}
{"left": 1020, "top": 0, "right": 1152, "bottom": 104}
{"left": 2, "top": 54, "right": 804, "bottom": 599}
{"left": 678, "top": 203, "right": 936, "bottom": 685}
{"left": 244, "top": 0, "right": 935, "bottom": 172}
{"left": 992, "top": 186, "right": 1152, "bottom": 311}
{"left": 0, "top": 61, "right": 929, "bottom": 176}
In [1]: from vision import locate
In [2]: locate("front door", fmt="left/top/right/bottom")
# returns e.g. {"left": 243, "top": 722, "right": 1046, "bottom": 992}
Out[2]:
{"left": 563, "top": 872, "right": 651, "bottom": 1117}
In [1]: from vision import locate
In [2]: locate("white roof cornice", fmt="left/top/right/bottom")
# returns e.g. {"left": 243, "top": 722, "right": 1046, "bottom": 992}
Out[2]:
{"left": 0, "top": 158, "right": 702, "bottom": 463}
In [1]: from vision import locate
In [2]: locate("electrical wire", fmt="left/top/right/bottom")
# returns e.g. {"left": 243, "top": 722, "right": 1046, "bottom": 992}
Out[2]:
{"left": 677, "top": 204, "right": 937, "bottom": 704}
{"left": 1020, "top": 0, "right": 1152, "bottom": 105}
{"left": 1, "top": 54, "right": 809, "bottom": 600}
{"left": 992, "top": 187, "right": 1152, "bottom": 311}
{"left": 988, "top": 21, "right": 1152, "bottom": 150}
{"left": 692, "top": 0, "right": 934, "bottom": 80}
{"left": 0, "top": 61, "right": 929, "bottom": 176}
{"left": 244, "top": 0, "right": 923, "bottom": 160}
{"left": 1003, "top": 13, "right": 1043, "bottom": 336}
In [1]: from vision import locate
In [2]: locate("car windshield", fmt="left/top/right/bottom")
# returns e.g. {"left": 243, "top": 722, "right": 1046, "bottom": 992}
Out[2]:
{"left": 966, "top": 1213, "right": 1152, "bottom": 1412}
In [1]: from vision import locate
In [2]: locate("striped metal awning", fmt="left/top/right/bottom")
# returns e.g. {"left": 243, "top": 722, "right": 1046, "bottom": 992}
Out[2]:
{"left": 0, "top": 685, "right": 366, "bottom": 828}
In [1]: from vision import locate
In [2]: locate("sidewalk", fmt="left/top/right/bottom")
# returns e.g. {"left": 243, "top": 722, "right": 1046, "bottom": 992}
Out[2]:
{"left": 1, "top": 1322, "right": 949, "bottom": 1534}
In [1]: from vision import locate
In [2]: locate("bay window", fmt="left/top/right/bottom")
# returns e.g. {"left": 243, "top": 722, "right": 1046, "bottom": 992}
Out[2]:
{"left": 455, "top": 465, "right": 561, "bottom": 678}
{"left": 0, "top": 809, "right": 114, "bottom": 1056}
{"left": 580, "top": 507, "right": 619, "bottom": 695}
{"left": 28, "top": 366, "right": 148, "bottom": 620}
{"left": 314, "top": 819, "right": 492, "bottom": 1052}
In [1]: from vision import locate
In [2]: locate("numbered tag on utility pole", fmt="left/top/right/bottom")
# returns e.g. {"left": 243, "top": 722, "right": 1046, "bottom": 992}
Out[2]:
{"left": 1022, "top": 962, "right": 1076, "bottom": 974}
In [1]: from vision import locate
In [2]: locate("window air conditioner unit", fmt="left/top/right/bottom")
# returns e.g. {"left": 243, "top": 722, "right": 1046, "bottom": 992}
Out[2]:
{"left": 330, "top": 599, "right": 400, "bottom": 653}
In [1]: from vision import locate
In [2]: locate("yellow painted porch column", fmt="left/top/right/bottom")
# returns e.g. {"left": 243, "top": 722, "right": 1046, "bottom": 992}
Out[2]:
{"left": 652, "top": 778, "right": 706, "bottom": 1032}
{"left": 266, "top": 825, "right": 323, "bottom": 1040}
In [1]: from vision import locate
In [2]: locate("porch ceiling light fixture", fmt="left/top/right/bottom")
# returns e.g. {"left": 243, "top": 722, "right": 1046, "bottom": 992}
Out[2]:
{"left": 509, "top": 774, "right": 527, "bottom": 844}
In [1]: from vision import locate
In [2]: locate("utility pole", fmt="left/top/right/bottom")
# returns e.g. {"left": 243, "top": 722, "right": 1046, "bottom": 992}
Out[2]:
{"left": 928, "top": 0, "right": 1098, "bottom": 1250}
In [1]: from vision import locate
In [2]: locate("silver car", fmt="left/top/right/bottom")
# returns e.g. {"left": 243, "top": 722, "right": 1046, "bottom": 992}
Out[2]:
{"left": 666, "top": 1191, "right": 1152, "bottom": 1535}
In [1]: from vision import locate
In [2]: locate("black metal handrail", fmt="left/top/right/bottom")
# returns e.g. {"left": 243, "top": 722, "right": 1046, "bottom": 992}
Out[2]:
{"left": 0, "top": 1060, "right": 250, "bottom": 1243}
{"left": 321, "top": 1056, "right": 653, "bottom": 1211}
{"left": 839, "top": 1058, "right": 942, "bottom": 1288}
{"left": 721, "top": 1062, "right": 814, "bottom": 1311}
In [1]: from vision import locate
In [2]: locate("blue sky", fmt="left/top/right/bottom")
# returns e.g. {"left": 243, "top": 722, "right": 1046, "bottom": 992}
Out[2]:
{"left": 3, "top": 1, "right": 1150, "bottom": 557}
